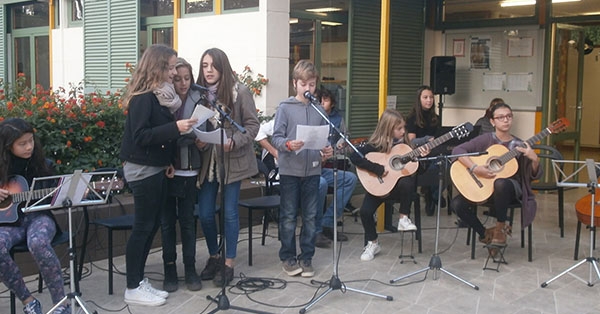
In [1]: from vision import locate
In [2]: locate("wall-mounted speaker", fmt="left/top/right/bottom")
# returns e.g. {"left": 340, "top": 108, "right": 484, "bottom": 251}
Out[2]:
{"left": 430, "top": 56, "right": 456, "bottom": 95}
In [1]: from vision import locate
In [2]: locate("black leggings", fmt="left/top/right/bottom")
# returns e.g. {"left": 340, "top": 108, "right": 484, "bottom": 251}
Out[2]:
{"left": 451, "top": 178, "right": 517, "bottom": 238}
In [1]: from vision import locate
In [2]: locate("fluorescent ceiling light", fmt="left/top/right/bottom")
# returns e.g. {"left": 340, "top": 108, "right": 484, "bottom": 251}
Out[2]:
{"left": 500, "top": 0, "right": 580, "bottom": 7}
{"left": 306, "top": 7, "right": 343, "bottom": 13}
{"left": 289, "top": 18, "right": 298, "bottom": 24}
{"left": 322, "top": 21, "right": 342, "bottom": 26}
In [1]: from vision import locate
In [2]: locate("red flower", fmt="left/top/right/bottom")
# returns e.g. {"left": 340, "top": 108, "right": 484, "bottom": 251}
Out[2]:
{"left": 84, "top": 136, "right": 93, "bottom": 143}
{"left": 66, "top": 140, "right": 72, "bottom": 147}
{"left": 96, "top": 121, "right": 105, "bottom": 128}
{"left": 25, "top": 110, "right": 33, "bottom": 116}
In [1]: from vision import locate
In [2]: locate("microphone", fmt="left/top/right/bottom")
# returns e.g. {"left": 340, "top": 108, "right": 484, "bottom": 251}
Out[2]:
{"left": 303, "top": 91, "right": 319, "bottom": 104}
{"left": 191, "top": 83, "right": 210, "bottom": 92}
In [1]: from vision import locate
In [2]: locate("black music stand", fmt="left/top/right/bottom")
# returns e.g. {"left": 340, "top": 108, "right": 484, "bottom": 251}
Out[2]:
{"left": 201, "top": 97, "right": 270, "bottom": 314}
{"left": 390, "top": 152, "right": 482, "bottom": 290}
{"left": 541, "top": 159, "right": 600, "bottom": 288}
{"left": 24, "top": 170, "right": 117, "bottom": 314}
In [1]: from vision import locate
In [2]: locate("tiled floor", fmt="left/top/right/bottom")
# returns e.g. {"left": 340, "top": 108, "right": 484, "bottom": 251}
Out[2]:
{"left": 3, "top": 186, "right": 600, "bottom": 313}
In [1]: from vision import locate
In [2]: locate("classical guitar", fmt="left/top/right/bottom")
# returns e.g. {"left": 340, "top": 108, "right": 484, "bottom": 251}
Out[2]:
{"left": 356, "top": 122, "right": 473, "bottom": 197}
{"left": 450, "top": 117, "right": 569, "bottom": 203}
{"left": 0, "top": 175, "right": 58, "bottom": 224}
{"left": 575, "top": 188, "right": 600, "bottom": 226}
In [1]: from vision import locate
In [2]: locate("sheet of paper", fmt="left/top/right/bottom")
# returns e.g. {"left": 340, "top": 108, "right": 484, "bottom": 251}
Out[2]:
{"left": 191, "top": 105, "right": 215, "bottom": 128}
{"left": 193, "top": 128, "right": 229, "bottom": 144}
{"left": 296, "top": 124, "right": 329, "bottom": 153}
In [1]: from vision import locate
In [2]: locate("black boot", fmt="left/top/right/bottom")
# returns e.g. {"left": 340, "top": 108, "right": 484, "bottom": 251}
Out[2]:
{"left": 163, "top": 262, "right": 178, "bottom": 292}
{"left": 184, "top": 264, "right": 202, "bottom": 291}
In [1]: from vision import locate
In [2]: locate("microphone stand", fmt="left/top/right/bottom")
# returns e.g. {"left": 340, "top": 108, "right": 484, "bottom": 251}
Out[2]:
{"left": 301, "top": 100, "right": 392, "bottom": 314}
{"left": 203, "top": 97, "right": 268, "bottom": 314}
{"left": 390, "top": 151, "right": 485, "bottom": 290}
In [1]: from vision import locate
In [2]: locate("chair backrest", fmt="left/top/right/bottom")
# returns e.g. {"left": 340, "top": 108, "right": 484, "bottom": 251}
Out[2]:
{"left": 531, "top": 144, "right": 564, "bottom": 184}
{"left": 256, "top": 158, "right": 279, "bottom": 196}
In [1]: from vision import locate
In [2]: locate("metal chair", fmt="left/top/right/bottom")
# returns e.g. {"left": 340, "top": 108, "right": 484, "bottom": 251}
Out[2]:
{"left": 466, "top": 200, "right": 533, "bottom": 262}
{"left": 238, "top": 159, "right": 280, "bottom": 266}
{"left": 87, "top": 168, "right": 130, "bottom": 295}
{"left": 531, "top": 144, "right": 565, "bottom": 237}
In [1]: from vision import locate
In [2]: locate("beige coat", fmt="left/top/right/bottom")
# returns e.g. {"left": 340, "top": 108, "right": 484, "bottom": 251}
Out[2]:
{"left": 197, "top": 82, "right": 259, "bottom": 186}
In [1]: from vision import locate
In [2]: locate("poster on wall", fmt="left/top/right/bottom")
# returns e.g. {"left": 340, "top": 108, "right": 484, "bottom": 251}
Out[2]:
{"left": 470, "top": 36, "right": 491, "bottom": 69}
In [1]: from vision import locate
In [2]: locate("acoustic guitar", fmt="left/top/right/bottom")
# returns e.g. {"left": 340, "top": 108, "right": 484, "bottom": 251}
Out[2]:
{"left": 450, "top": 117, "right": 569, "bottom": 203}
{"left": 0, "top": 175, "right": 57, "bottom": 224}
{"left": 575, "top": 188, "right": 600, "bottom": 226}
{"left": 356, "top": 122, "right": 473, "bottom": 197}
{"left": 0, "top": 174, "right": 124, "bottom": 224}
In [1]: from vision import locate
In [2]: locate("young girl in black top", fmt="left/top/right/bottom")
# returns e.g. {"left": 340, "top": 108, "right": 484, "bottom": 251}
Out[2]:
{"left": 406, "top": 85, "right": 442, "bottom": 216}
{"left": 350, "top": 109, "right": 428, "bottom": 261}
{"left": 0, "top": 118, "right": 70, "bottom": 314}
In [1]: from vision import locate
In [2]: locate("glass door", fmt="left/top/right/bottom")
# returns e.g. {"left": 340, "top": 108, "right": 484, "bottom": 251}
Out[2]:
{"left": 13, "top": 34, "right": 50, "bottom": 89}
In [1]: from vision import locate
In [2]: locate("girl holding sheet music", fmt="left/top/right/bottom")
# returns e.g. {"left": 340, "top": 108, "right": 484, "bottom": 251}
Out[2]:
{"left": 194, "top": 48, "right": 259, "bottom": 287}
{"left": 119, "top": 44, "right": 197, "bottom": 307}
{"left": 159, "top": 57, "right": 205, "bottom": 293}
{"left": 0, "top": 118, "right": 70, "bottom": 314}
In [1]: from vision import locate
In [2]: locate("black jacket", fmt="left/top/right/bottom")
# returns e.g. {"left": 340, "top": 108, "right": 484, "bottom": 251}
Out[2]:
{"left": 119, "top": 92, "right": 181, "bottom": 166}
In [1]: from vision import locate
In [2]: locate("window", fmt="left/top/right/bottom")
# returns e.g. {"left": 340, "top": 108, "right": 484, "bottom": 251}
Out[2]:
{"left": 224, "top": 0, "right": 258, "bottom": 11}
{"left": 185, "top": 0, "right": 213, "bottom": 14}
{"left": 72, "top": 0, "right": 83, "bottom": 21}
{"left": 140, "top": 0, "right": 173, "bottom": 17}
{"left": 12, "top": 3, "right": 49, "bottom": 29}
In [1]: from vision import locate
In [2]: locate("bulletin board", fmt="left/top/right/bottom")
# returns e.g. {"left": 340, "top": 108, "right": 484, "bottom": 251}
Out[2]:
{"left": 443, "top": 26, "right": 544, "bottom": 111}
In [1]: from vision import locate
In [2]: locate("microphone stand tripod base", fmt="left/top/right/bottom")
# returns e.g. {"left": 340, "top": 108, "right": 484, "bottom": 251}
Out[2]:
{"left": 300, "top": 274, "right": 393, "bottom": 314}
{"left": 206, "top": 294, "right": 272, "bottom": 314}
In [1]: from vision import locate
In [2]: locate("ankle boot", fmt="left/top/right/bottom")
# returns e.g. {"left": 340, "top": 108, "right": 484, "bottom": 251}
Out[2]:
{"left": 491, "top": 222, "right": 508, "bottom": 246}
{"left": 163, "top": 263, "right": 179, "bottom": 292}
{"left": 479, "top": 227, "right": 495, "bottom": 244}
{"left": 184, "top": 264, "right": 202, "bottom": 291}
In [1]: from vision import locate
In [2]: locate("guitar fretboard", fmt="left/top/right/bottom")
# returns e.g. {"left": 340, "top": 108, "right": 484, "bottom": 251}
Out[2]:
{"left": 13, "top": 188, "right": 56, "bottom": 203}
{"left": 496, "top": 127, "right": 551, "bottom": 166}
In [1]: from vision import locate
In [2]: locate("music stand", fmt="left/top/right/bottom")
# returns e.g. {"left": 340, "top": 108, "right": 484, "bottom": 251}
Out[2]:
{"left": 390, "top": 152, "right": 481, "bottom": 290}
{"left": 23, "top": 170, "right": 117, "bottom": 314}
{"left": 541, "top": 159, "right": 600, "bottom": 288}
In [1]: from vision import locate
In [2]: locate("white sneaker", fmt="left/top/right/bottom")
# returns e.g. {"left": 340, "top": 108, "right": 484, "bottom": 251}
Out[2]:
{"left": 139, "top": 278, "right": 169, "bottom": 299}
{"left": 397, "top": 216, "right": 417, "bottom": 231}
{"left": 360, "top": 241, "right": 381, "bottom": 261}
{"left": 124, "top": 286, "right": 166, "bottom": 307}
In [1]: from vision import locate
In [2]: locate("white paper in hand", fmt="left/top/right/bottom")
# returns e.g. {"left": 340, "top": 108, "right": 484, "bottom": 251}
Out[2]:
{"left": 193, "top": 128, "right": 229, "bottom": 144}
{"left": 295, "top": 124, "right": 329, "bottom": 154}
{"left": 191, "top": 105, "right": 216, "bottom": 128}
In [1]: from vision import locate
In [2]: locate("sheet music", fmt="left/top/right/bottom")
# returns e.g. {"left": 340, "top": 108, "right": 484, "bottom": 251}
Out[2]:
{"left": 296, "top": 125, "right": 329, "bottom": 154}
{"left": 190, "top": 105, "right": 215, "bottom": 128}
{"left": 193, "top": 128, "right": 229, "bottom": 144}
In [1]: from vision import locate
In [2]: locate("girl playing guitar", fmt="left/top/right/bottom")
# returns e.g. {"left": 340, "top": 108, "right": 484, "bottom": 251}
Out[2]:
{"left": 450, "top": 103, "right": 541, "bottom": 254}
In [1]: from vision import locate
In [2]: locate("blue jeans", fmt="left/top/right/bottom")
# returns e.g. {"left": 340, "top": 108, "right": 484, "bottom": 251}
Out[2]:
{"left": 126, "top": 171, "right": 167, "bottom": 288}
{"left": 278, "top": 175, "right": 320, "bottom": 263}
{"left": 161, "top": 175, "right": 198, "bottom": 266}
{"left": 317, "top": 168, "right": 357, "bottom": 232}
{"left": 196, "top": 178, "right": 241, "bottom": 259}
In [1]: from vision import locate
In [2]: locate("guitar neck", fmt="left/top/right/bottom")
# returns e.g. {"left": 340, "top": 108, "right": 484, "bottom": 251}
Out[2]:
{"left": 498, "top": 127, "right": 552, "bottom": 165}
{"left": 406, "top": 132, "right": 455, "bottom": 160}
{"left": 13, "top": 188, "right": 56, "bottom": 204}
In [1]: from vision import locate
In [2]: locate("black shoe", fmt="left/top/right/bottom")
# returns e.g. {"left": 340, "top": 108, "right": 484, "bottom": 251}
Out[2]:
{"left": 163, "top": 263, "right": 178, "bottom": 292}
{"left": 200, "top": 256, "right": 223, "bottom": 281}
{"left": 184, "top": 265, "right": 202, "bottom": 291}
{"left": 213, "top": 265, "right": 234, "bottom": 287}
{"left": 315, "top": 232, "right": 332, "bottom": 248}
{"left": 322, "top": 226, "right": 349, "bottom": 242}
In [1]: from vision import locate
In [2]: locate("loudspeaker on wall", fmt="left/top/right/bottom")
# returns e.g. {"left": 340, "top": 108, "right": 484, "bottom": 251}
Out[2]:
{"left": 430, "top": 56, "right": 456, "bottom": 95}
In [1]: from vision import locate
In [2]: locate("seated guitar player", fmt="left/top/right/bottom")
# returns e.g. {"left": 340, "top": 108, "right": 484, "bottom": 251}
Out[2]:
{"left": 449, "top": 102, "right": 542, "bottom": 256}
{"left": 349, "top": 109, "right": 430, "bottom": 262}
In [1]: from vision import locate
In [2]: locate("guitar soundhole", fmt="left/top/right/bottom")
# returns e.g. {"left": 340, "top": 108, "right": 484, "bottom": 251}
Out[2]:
{"left": 0, "top": 196, "right": 12, "bottom": 209}
{"left": 488, "top": 159, "right": 503, "bottom": 172}
{"left": 389, "top": 156, "right": 405, "bottom": 171}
